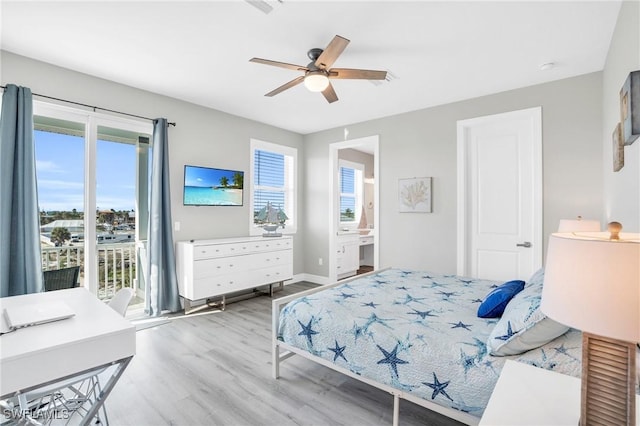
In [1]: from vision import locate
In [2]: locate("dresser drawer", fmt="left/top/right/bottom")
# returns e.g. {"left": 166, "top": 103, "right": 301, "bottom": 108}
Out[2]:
{"left": 193, "top": 257, "right": 244, "bottom": 279}
{"left": 190, "top": 275, "right": 240, "bottom": 300}
{"left": 194, "top": 242, "right": 257, "bottom": 259}
{"left": 192, "top": 244, "right": 228, "bottom": 260}
{"left": 192, "top": 239, "right": 292, "bottom": 259}
{"left": 264, "top": 238, "right": 292, "bottom": 251}
{"left": 249, "top": 249, "right": 292, "bottom": 269}
{"left": 245, "top": 239, "right": 291, "bottom": 252}
{"left": 249, "top": 264, "right": 293, "bottom": 287}
{"left": 224, "top": 242, "right": 254, "bottom": 256}
{"left": 359, "top": 235, "right": 374, "bottom": 246}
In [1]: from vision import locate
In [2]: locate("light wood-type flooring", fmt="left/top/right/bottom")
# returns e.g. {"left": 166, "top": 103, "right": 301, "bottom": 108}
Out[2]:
{"left": 107, "top": 283, "right": 465, "bottom": 426}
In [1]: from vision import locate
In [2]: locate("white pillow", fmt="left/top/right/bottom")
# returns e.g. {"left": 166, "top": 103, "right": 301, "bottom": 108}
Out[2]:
{"left": 487, "top": 268, "right": 569, "bottom": 356}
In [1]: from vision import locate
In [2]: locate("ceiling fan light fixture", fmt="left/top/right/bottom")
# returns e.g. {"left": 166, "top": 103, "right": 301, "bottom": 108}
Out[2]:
{"left": 304, "top": 71, "right": 329, "bottom": 92}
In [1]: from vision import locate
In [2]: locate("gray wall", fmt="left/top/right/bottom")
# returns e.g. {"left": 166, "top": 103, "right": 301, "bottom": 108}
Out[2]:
{"left": 602, "top": 1, "right": 640, "bottom": 232}
{"left": 304, "top": 72, "right": 604, "bottom": 277}
{"left": 1, "top": 51, "right": 306, "bottom": 275}
{"left": 4, "top": 1, "right": 638, "bottom": 284}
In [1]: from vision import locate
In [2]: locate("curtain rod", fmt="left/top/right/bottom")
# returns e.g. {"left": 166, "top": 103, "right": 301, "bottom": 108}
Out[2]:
{"left": 0, "top": 85, "right": 176, "bottom": 127}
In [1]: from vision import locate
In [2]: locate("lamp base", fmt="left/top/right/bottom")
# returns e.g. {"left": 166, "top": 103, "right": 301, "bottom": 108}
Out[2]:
{"left": 581, "top": 332, "right": 636, "bottom": 426}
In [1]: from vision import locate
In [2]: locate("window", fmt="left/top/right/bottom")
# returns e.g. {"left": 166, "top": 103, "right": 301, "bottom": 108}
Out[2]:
{"left": 33, "top": 101, "right": 152, "bottom": 302}
{"left": 339, "top": 160, "right": 364, "bottom": 225}
{"left": 250, "top": 139, "right": 297, "bottom": 234}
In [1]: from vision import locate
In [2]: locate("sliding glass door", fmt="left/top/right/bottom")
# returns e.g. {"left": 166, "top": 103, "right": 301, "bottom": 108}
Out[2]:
{"left": 34, "top": 102, "right": 152, "bottom": 304}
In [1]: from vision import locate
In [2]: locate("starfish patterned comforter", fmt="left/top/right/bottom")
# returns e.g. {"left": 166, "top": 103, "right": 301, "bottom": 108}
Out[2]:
{"left": 277, "top": 269, "right": 582, "bottom": 418}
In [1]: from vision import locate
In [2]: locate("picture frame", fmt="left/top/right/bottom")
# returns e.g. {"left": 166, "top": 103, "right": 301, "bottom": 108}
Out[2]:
{"left": 613, "top": 123, "right": 624, "bottom": 172}
{"left": 399, "top": 177, "right": 432, "bottom": 213}
{"left": 620, "top": 70, "right": 639, "bottom": 145}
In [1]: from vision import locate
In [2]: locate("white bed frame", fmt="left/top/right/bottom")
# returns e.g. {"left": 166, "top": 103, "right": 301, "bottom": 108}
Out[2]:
{"left": 271, "top": 271, "right": 480, "bottom": 426}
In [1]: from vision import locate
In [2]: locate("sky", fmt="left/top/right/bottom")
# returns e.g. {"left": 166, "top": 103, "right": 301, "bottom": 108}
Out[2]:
{"left": 184, "top": 165, "right": 242, "bottom": 188}
{"left": 35, "top": 130, "right": 137, "bottom": 212}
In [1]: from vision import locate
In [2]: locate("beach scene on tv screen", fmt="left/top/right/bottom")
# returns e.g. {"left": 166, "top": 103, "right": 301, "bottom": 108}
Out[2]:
{"left": 184, "top": 166, "right": 243, "bottom": 206}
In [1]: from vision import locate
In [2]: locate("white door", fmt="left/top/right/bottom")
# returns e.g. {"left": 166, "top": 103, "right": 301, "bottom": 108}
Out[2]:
{"left": 456, "top": 107, "right": 542, "bottom": 281}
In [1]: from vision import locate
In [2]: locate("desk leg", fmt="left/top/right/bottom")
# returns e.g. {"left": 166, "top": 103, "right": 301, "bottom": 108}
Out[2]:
{"left": 80, "top": 357, "right": 132, "bottom": 426}
{"left": 2, "top": 356, "right": 132, "bottom": 426}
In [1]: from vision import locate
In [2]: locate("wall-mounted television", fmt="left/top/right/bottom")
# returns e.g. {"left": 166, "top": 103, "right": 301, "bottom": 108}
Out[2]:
{"left": 183, "top": 165, "right": 244, "bottom": 206}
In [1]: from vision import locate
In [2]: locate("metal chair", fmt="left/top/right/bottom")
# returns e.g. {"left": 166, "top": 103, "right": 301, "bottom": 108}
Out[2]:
{"left": 43, "top": 266, "right": 80, "bottom": 291}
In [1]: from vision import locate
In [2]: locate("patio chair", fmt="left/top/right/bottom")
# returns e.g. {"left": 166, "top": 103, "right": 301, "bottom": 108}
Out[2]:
{"left": 43, "top": 266, "right": 80, "bottom": 292}
{"left": 108, "top": 288, "right": 134, "bottom": 317}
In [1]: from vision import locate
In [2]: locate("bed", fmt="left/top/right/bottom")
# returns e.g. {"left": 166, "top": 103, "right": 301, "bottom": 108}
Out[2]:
{"left": 272, "top": 268, "right": 583, "bottom": 425}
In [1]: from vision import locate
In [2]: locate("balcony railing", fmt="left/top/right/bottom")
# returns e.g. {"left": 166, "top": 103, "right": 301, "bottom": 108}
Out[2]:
{"left": 41, "top": 242, "right": 138, "bottom": 300}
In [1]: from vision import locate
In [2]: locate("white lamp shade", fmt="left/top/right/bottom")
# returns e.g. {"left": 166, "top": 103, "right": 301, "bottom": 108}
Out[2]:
{"left": 557, "top": 218, "right": 600, "bottom": 232}
{"left": 541, "top": 232, "right": 640, "bottom": 343}
{"left": 304, "top": 73, "right": 329, "bottom": 92}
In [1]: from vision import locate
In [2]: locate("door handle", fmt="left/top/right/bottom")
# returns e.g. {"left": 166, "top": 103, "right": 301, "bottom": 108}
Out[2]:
{"left": 516, "top": 242, "right": 532, "bottom": 248}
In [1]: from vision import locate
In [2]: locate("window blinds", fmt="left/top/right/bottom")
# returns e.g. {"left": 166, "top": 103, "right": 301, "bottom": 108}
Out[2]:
{"left": 253, "top": 149, "right": 286, "bottom": 221}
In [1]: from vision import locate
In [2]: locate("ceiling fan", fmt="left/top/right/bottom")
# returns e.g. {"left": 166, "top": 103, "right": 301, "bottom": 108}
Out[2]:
{"left": 250, "top": 35, "right": 387, "bottom": 103}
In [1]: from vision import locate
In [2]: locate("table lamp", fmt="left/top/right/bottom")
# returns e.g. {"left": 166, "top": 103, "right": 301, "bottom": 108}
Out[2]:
{"left": 541, "top": 223, "right": 639, "bottom": 426}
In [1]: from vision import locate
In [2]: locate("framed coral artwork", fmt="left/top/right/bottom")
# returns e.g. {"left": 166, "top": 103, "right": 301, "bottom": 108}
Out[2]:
{"left": 398, "top": 177, "right": 432, "bottom": 213}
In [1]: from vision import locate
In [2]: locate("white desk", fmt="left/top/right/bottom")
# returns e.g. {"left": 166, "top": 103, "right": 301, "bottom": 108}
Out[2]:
{"left": 0, "top": 288, "right": 135, "bottom": 424}
{"left": 480, "top": 360, "right": 640, "bottom": 425}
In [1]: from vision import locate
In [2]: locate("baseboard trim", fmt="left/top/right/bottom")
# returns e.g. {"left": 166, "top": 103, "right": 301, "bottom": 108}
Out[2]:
{"left": 286, "top": 273, "right": 330, "bottom": 286}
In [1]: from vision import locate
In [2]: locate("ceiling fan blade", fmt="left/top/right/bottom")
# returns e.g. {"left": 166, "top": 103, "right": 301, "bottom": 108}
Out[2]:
{"left": 329, "top": 68, "right": 387, "bottom": 80}
{"left": 245, "top": 0, "right": 273, "bottom": 14}
{"left": 265, "top": 76, "right": 305, "bottom": 97}
{"left": 322, "top": 83, "right": 338, "bottom": 103}
{"left": 250, "top": 57, "right": 308, "bottom": 72}
{"left": 315, "top": 35, "right": 350, "bottom": 69}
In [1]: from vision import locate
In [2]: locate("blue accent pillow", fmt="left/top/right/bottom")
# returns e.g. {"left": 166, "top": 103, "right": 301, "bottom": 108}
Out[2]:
{"left": 477, "top": 280, "right": 525, "bottom": 318}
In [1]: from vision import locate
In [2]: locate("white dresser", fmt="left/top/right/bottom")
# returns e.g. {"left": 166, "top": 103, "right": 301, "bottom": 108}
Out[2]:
{"left": 175, "top": 236, "right": 293, "bottom": 312}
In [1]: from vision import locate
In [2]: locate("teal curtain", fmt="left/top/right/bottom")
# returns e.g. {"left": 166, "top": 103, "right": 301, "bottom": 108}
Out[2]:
{"left": 146, "top": 118, "right": 180, "bottom": 315}
{"left": 0, "top": 84, "right": 44, "bottom": 297}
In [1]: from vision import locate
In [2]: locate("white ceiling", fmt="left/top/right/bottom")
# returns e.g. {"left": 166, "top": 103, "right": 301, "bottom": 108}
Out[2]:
{"left": 1, "top": 0, "right": 621, "bottom": 135}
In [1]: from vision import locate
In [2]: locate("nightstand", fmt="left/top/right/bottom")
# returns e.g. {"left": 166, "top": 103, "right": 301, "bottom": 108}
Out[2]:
{"left": 479, "top": 360, "right": 640, "bottom": 426}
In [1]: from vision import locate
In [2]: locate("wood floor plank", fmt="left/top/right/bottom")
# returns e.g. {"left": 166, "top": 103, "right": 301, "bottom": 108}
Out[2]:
{"left": 106, "top": 283, "right": 465, "bottom": 425}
